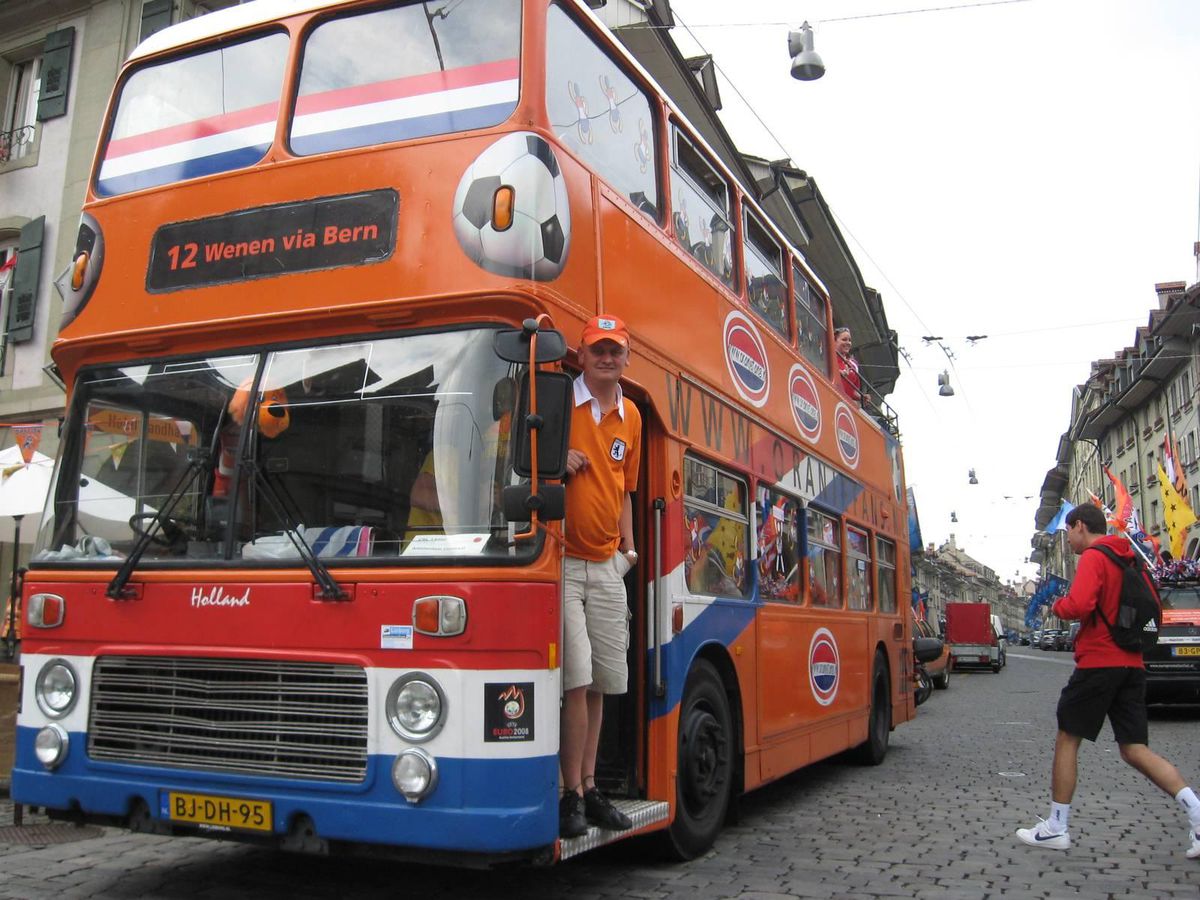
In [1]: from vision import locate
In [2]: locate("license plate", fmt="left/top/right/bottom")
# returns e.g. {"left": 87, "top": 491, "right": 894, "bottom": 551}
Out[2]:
{"left": 1173, "top": 646, "right": 1200, "bottom": 657}
{"left": 163, "top": 791, "right": 272, "bottom": 832}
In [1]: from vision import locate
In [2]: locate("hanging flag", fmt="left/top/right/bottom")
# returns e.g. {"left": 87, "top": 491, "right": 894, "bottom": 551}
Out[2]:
{"left": 1157, "top": 463, "right": 1197, "bottom": 559}
{"left": 1044, "top": 499, "right": 1076, "bottom": 534}
{"left": 11, "top": 423, "right": 42, "bottom": 464}
{"left": 1163, "top": 435, "right": 1191, "bottom": 555}
{"left": 1025, "top": 574, "right": 1069, "bottom": 628}
{"left": 1102, "top": 467, "right": 1132, "bottom": 532}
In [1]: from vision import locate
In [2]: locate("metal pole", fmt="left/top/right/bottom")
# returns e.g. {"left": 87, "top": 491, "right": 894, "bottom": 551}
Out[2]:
{"left": 652, "top": 498, "right": 664, "bottom": 698}
{"left": 6, "top": 514, "right": 21, "bottom": 661}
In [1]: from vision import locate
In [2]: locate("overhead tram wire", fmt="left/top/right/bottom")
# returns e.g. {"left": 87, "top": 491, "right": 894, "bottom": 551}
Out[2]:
{"left": 653, "top": 0, "right": 1035, "bottom": 30}
{"left": 668, "top": 4, "right": 1052, "bottom": 424}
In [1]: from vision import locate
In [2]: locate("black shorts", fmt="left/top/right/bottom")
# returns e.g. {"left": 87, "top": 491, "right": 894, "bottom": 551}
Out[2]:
{"left": 1056, "top": 667, "right": 1148, "bottom": 744}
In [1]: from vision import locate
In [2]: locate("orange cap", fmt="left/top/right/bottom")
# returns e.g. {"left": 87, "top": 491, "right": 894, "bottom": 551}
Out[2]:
{"left": 581, "top": 314, "right": 629, "bottom": 348}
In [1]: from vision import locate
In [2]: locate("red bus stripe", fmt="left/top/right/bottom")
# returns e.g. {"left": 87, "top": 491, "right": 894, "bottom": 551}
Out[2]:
{"left": 106, "top": 101, "right": 279, "bottom": 159}
{"left": 293, "top": 57, "right": 519, "bottom": 117}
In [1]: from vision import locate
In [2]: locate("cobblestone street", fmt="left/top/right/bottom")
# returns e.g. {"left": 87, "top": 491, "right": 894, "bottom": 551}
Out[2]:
{"left": 2, "top": 652, "right": 1198, "bottom": 898}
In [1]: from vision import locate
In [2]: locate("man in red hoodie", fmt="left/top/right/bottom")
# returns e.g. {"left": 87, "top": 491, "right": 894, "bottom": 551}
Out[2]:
{"left": 1017, "top": 503, "right": 1200, "bottom": 857}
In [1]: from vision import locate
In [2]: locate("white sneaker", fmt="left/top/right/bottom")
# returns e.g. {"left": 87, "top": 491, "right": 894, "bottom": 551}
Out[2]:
{"left": 1016, "top": 819, "right": 1070, "bottom": 850}
{"left": 1188, "top": 827, "right": 1200, "bottom": 859}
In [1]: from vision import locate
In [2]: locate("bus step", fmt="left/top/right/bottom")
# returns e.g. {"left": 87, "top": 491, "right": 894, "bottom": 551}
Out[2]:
{"left": 559, "top": 799, "right": 669, "bottom": 860}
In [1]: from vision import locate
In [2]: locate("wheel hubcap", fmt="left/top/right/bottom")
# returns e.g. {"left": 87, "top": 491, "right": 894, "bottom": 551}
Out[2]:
{"left": 681, "top": 706, "right": 727, "bottom": 812}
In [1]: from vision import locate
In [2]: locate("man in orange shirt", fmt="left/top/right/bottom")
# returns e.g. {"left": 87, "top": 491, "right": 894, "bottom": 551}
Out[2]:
{"left": 559, "top": 314, "right": 641, "bottom": 838}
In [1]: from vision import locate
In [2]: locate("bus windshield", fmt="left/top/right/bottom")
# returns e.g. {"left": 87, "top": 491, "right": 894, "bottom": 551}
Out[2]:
{"left": 35, "top": 329, "right": 528, "bottom": 565}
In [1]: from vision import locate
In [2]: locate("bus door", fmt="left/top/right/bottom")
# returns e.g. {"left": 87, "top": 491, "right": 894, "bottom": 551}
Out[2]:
{"left": 594, "top": 396, "right": 652, "bottom": 801}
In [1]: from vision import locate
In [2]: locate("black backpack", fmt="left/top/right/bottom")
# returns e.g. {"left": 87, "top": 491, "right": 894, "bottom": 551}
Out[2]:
{"left": 1086, "top": 544, "right": 1162, "bottom": 652}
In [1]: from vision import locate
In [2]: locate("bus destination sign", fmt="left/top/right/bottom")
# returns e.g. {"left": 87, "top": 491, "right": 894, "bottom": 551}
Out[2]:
{"left": 147, "top": 189, "right": 398, "bottom": 292}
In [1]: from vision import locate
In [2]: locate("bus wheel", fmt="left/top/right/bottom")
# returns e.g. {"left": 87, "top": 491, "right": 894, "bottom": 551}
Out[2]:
{"left": 665, "top": 659, "right": 733, "bottom": 860}
{"left": 849, "top": 651, "right": 891, "bottom": 765}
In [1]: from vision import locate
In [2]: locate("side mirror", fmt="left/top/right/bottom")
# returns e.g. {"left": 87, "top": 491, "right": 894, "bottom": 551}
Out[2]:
{"left": 493, "top": 321, "right": 568, "bottom": 364}
{"left": 913, "top": 636, "right": 944, "bottom": 664}
{"left": 512, "top": 371, "right": 572, "bottom": 480}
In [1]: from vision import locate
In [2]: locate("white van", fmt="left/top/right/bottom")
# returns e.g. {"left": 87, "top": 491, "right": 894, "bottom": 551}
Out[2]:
{"left": 990, "top": 615, "right": 1007, "bottom": 668}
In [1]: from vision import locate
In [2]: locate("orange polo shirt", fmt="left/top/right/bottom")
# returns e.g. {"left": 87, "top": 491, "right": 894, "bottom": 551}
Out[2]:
{"left": 565, "top": 377, "right": 641, "bottom": 561}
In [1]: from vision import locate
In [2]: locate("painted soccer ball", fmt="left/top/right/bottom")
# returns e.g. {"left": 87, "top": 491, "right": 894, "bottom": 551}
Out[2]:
{"left": 452, "top": 132, "right": 571, "bottom": 281}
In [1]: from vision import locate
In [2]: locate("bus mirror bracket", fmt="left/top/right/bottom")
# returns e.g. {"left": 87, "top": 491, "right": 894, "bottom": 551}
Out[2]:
{"left": 512, "top": 371, "right": 571, "bottom": 480}
{"left": 503, "top": 483, "right": 565, "bottom": 523}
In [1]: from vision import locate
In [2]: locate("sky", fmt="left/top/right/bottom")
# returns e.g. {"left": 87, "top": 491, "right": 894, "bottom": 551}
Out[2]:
{"left": 669, "top": 0, "right": 1200, "bottom": 583}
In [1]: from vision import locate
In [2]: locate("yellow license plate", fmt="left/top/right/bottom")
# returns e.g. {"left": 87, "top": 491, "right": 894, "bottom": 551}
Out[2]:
{"left": 165, "top": 791, "right": 272, "bottom": 832}
{"left": 1173, "top": 646, "right": 1200, "bottom": 657}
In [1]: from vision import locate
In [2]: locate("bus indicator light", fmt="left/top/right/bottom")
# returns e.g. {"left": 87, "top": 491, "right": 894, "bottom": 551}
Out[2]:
{"left": 493, "top": 185, "right": 515, "bottom": 231}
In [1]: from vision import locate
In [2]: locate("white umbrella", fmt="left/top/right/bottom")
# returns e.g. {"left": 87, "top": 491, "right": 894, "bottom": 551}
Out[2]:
{"left": 0, "top": 457, "right": 54, "bottom": 544}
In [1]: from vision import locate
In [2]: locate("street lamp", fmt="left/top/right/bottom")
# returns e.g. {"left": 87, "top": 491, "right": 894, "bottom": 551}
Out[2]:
{"left": 788, "top": 22, "right": 825, "bottom": 81}
{"left": 968, "top": 469, "right": 978, "bottom": 485}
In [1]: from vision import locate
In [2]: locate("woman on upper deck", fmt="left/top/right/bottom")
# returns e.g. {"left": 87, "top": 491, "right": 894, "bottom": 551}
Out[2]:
{"left": 834, "top": 326, "right": 862, "bottom": 404}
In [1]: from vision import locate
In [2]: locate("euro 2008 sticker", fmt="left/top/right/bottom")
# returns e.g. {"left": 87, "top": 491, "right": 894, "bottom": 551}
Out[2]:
{"left": 484, "top": 683, "right": 535, "bottom": 742}
{"left": 380, "top": 624, "right": 413, "bottom": 650}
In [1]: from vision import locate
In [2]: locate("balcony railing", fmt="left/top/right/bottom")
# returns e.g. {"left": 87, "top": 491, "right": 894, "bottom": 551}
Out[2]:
{"left": 0, "top": 125, "right": 36, "bottom": 163}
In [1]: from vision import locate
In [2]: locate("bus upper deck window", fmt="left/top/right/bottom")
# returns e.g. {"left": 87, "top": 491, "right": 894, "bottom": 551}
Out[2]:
{"left": 291, "top": 0, "right": 521, "bottom": 156}
{"left": 96, "top": 34, "right": 289, "bottom": 196}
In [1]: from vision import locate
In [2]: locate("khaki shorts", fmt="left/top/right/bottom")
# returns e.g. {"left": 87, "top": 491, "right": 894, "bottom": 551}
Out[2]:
{"left": 563, "top": 553, "right": 632, "bottom": 694}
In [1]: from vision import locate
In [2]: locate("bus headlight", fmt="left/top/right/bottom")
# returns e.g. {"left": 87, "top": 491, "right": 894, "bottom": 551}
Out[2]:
{"left": 36, "top": 660, "right": 78, "bottom": 718}
{"left": 385, "top": 674, "right": 446, "bottom": 742}
{"left": 35, "top": 724, "right": 69, "bottom": 769}
{"left": 392, "top": 749, "right": 438, "bottom": 803}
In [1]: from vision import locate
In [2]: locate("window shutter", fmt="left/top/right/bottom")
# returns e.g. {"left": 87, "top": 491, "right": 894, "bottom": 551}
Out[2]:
{"left": 139, "top": 0, "right": 175, "bottom": 43}
{"left": 37, "top": 28, "right": 75, "bottom": 122}
{"left": 7, "top": 216, "right": 45, "bottom": 344}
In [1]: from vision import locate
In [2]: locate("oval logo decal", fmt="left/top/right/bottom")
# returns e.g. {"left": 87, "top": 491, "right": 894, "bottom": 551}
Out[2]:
{"left": 787, "top": 364, "right": 821, "bottom": 443}
{"left": 723, "top": 312, "right": 769, "bottom": 408}
{"left": 809, "top": 627, "right": 840, "bottom": 706}
{"left": 833, "top": 402, "right": 860, "bottom": 469}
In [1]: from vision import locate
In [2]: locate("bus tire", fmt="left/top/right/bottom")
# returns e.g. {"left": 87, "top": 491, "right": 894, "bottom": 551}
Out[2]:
{"left": 664, "top": 659, "right": 734, "bottom": 860}
{"left": 849, "top": 650, "right": 891, "bottom": 766}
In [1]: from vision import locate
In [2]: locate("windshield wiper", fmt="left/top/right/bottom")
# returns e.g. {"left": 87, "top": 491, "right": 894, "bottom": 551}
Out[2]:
{"left": 242, "top": 458, "right": 349, "bottom": 601}
{"left": 107, "top": 450, "right": 206, "bottom": 599}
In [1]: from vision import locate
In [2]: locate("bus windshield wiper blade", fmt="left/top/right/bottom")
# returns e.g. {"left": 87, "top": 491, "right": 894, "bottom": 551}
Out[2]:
{"left": 107, "top": 455, "right": 204, "bottom": 600}
{"left": 243, "top": 460, "right": 348, "bottom": 601}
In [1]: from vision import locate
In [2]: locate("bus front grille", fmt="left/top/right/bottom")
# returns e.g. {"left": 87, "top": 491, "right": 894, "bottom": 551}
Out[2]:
{"left": 87, "top": 656, "right": 369, "bottom": 783}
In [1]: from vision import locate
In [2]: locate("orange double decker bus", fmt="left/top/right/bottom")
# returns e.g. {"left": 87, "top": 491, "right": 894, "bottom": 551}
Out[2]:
{"left": 13, "top": 0, "right": 916, "bottom": 863}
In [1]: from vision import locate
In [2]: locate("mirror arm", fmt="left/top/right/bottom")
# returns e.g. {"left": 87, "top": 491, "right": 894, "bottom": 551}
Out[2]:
{"left": 513, "top": 313, "right": 556, "bottom": 541}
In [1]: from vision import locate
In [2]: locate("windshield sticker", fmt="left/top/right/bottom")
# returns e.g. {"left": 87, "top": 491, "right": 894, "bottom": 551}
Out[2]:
{"left": 381, "top": 624, "right": 414, "bottom": 650}
{"left": 402, "top": 533, "right": 491, "bottom": 556}
{"left": 147, "top": 189, "right": 397, "bottom": 292}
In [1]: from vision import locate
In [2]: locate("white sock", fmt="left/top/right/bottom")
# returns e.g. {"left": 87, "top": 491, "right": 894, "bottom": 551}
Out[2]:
{"left": 1049, "top": 802, "right": 1070, "bottom": 833}
{"left": 1176, "top": 787, "right": 1200, "bottom": 828}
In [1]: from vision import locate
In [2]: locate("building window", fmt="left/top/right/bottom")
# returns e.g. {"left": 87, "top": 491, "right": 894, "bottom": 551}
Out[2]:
{"left": 0, "top": 234, "right": 17, "bottom": 373}
{"left": 683, "top": 456, "right": 749, "bottom": 598}
{"left": 2, "top": 55, "right": 40, "bottom": 163}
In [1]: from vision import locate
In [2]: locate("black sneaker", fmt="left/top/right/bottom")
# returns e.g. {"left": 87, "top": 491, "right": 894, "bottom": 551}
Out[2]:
{"left": 559, "top": 791, "right": 587, "bottom": 838}
{"left": 583, "top": 787, "right": 632, "bottom": 830}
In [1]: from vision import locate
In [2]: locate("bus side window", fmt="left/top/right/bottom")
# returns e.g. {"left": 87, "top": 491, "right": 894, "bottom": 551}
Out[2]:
{"left": 793, "top": 262, "right": 828, "bottom": 373}
{"left": 683, "top": 456, "right": 749, "bottom": 598}
{"left": 756, "top": 485, "right": 801, "bottom": 602}
{"left": 806, "top": 508, "right": 842, "bottom": 608}
{"left": 846, "top": 525, "right": 872, "bottom": 611}
{"left": 744, "top": 209, "right": 788, "bottom": 340}
{"left": 669, "top": 129, "right": 735, "bottom": 290}
{"left": 876, "top": 537, "right": 898, "bottom": 613}
{"left": 545, "top": 5, "right": 659, "bottom": 220}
